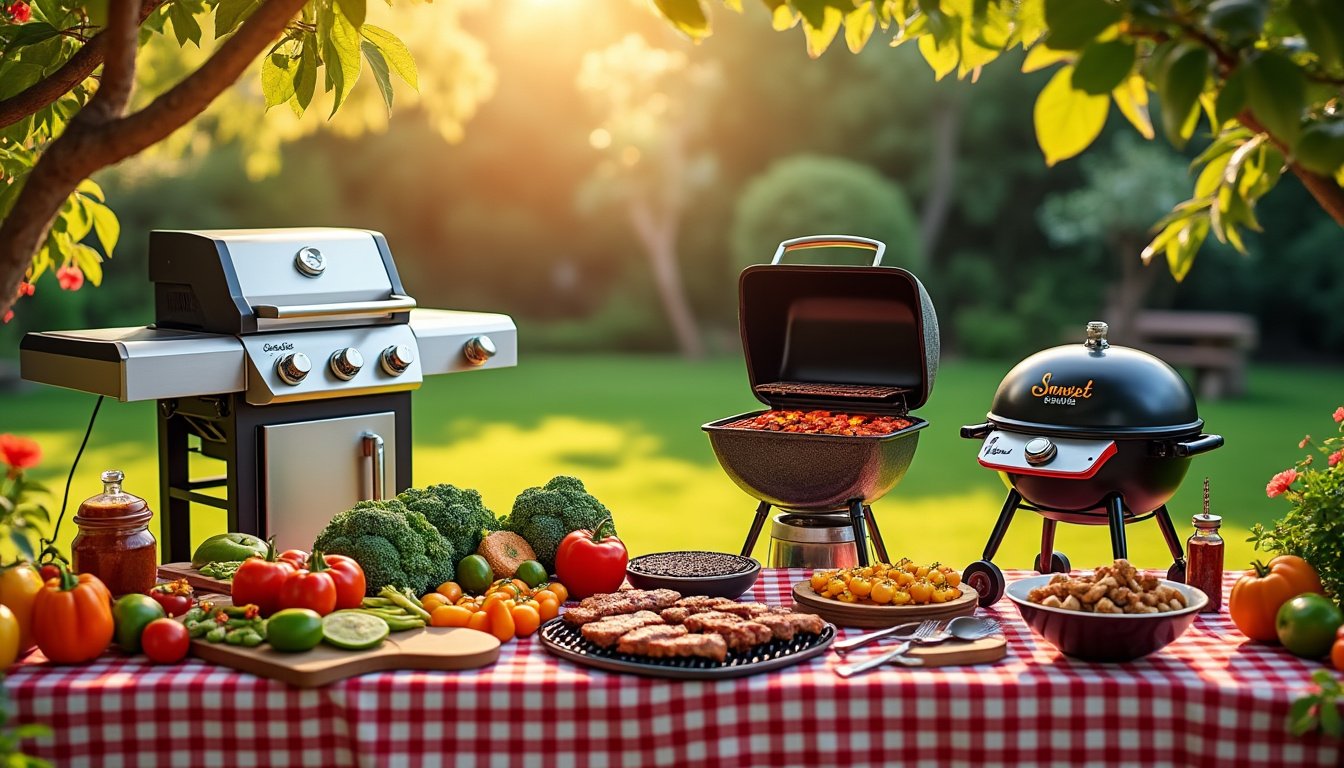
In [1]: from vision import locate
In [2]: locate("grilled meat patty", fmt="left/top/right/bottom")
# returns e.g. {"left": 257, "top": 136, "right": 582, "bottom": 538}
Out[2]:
{"left": 616, "top": 624, "right": 689, "bottom": 655}
{"left": 753, "top": 612, "right": 825, "bottom": 641}
{"left": 645, "top": 633, "right": 728, "bottom": 663}
{"left": 580, "top": 611, "right": 665, "bottom": 648}
{"left": 682, "top": 611, "right": 773, "bottom": 651}
{"left": 565, "top": 589, "right": 683, "bottom": 625}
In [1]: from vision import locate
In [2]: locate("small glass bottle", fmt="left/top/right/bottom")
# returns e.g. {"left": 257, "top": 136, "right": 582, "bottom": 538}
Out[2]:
{"left": 71, "top": 470, "right": 157, "bottom": 596}
{"left": 1186, "top": 479, "right": 1223, "bottom": 614}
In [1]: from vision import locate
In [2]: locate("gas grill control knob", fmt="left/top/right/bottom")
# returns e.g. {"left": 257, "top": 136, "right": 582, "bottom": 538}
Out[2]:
{"left": 380, "top": 344, "right": 415, "bottom": 376}
{"left": 1024, "top": 437, "right": 1058, "bottom": 466}
{"left": 463, "top": 335, "right": 496, "bottom": 366}
{"left": 329, "top": 348, "right": 364, "bottom": 380}
{"left": 276, "top": 352, "right": 311, "bottom": 385}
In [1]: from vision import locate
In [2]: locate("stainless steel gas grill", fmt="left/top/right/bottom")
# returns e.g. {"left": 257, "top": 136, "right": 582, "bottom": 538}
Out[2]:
{"left": 19, "top": 228, "right": 516, "bottom": 560}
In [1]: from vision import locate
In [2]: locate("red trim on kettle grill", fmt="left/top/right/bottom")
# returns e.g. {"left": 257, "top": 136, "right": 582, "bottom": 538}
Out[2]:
{"left": 976, "top": 440, "right": 1118, "bottom": 479}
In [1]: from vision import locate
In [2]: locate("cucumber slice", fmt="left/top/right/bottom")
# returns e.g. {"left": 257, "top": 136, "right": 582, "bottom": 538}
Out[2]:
{"left": 322, "top": 611, "right": 390, "bottom": 651}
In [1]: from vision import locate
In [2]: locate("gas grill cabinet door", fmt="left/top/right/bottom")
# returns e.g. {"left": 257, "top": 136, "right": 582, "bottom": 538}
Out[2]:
{"left": 260, "top": 412, "right": 397, "bottom": 551}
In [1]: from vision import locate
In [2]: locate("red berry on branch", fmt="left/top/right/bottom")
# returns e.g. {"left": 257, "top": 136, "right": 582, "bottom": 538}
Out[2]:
{"left": 56, "top": 264, "right": 84, "bottom": 291}
{"left": 1, "top": 310, "right": 13, "bottom": 324}
{"left": 6, "top": 2, "right": 31, "bottom": 23}
{"left": 17, "top": 281, "right": 34, "bottom": 297}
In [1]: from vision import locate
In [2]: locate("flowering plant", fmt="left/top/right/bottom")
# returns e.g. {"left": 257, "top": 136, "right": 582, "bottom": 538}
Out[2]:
{"left": 1250, "top": 407, "right": 1344, "bottom": 602}
{"left": 0, "top": 434, "right": 50, "bottom": 563}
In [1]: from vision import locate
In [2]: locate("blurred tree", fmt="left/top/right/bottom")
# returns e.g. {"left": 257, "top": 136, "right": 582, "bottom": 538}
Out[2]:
{"left": 730, "top": 154, "right": 921, "bottom": 269}
{"left": 576, "top": 34, "right": 720, "bottom": 358}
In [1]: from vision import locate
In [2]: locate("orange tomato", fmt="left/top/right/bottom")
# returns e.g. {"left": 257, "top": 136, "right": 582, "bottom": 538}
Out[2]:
{"left": 486, "top": 599, "right": 515, "bottom": 642}
{"left": 467, "top": 610, "right": 491, "bottom": 633}
{"left": 436, "top": 582, "right": 463, "bottom": 603}
{"left": 537, "top": 599, "right": 559, "bottom": 621}
{"left": 421, "top": 593, "right": 449, "bottom": 612}
{"left": 534, "top": 589, "right": 557, "bottom": 604}
{"left": 511, "top": 579, "right": 530, "bottom": 594}
{"left": 511, "top": 605, "right": 540, "bottom": 637}
{"left": 432, "top": 605, "right": 473, "bottom": 628}
{"left": 545, "top": 582, "right": 569, "bottom": 604}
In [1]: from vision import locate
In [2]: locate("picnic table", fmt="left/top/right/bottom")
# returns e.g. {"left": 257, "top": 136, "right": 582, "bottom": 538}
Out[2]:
{"left": 1131, "top": 310, "right": 1258, "bottom": 399}
{"left": 5, "top": 569, "right": 1340, "bottom": 767}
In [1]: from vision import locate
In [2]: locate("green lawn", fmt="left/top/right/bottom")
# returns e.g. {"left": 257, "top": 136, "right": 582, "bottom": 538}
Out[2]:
{"left": 0, "top": 355, "right": 1334, "bottom": 574}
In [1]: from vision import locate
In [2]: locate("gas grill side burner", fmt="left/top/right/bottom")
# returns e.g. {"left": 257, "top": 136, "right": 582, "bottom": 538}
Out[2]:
{"left": 20, "top": 228, "right": 517, "bottom": 560}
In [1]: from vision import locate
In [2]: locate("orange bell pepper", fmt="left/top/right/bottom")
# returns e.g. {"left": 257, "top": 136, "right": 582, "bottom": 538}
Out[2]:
{"left": 33, "top": 565, "right": 114, "bottom": 664}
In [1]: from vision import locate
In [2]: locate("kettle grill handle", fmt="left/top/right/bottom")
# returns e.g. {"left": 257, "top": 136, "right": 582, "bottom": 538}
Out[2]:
{"left": 960, "top": 422, "right": 993, "bottom": 440}
{"left": 771, "top": 236, "right": 886, "bottom": 267}
{"left": 1172, "top": 434, "right": 1224, "bottom": 457}
{"left": 362, "top": 431, "right": 386, "bottom": 501}
{"left": 253, "top": 294, "right": 416, "bottom": 320}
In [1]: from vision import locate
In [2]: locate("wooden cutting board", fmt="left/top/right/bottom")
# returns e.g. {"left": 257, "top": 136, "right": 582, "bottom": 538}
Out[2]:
{"left": 158, "top": 562, "right": 233, "bottom": 595}
{"left": 185, "top": 599, "right": 500, "bottom": 687}
{"left": 792, "top": 581, "right": 977, "bottom": 628}
{"left": 904, "top": 635, "right": 1007, "bottom": 666}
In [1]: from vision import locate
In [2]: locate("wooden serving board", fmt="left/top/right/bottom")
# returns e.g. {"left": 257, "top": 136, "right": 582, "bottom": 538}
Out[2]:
{"left": 158, "top": 562, "right": 233, "bottom": 595}
{"left": 904, "top": 635, "right": 1007, "bottom": 667}
{"left": 185, "top": 599, "right": 500, "bottom": 687}
{"left": 792, "top": 581, "right": 977, "bottom": 628}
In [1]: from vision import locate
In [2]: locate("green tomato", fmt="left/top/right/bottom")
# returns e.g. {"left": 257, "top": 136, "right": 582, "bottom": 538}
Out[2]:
{"left": 266, "top": 608, "right": 324, "bottom": 653}
{"left": 457, "top": 554, "right": 494, "bottom": 595}
{"left": 191, "top": 532, "right": 268, "bottom": 568}
{"left": 1276, "top": 593, "right": 1344, "bottom": 659}
{"left": 112, "top": 594, "right": 167, "bottom": 654}
{"left": 514, "top": 560, "right": 548, "bottom": 589}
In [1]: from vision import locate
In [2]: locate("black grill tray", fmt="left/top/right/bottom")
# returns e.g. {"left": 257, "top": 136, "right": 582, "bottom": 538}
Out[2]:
{"left": 537, "top": 617, "right": 835, "bottom": 680}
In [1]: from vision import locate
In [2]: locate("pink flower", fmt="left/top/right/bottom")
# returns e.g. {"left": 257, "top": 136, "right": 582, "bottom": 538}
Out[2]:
{"left": 1300, "top": 435, "right": 1312, "bottom": 448}
{"left": 6, "top": 2, "right": 30, "bottom": 23}
{"left": 1335, "top": 407, "right": 1344, "bottom": 423}
{"left": 0, "top": 434, "right": 40, "bottom": 471}
{"left": 1330, "top": 451, "right": 1343, "bottom": 468}
{"left": 1266, "top": 468, "right": 1298, "bottom": 498}
{"left": 56, "top": 265, "right": 83, "bottom": 291}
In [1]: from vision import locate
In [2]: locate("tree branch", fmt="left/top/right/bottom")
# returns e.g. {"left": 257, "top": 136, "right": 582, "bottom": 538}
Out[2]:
{"left": 0, "top": 0, "right": 163, "bottom": 130}
{"left": 0, "top": 0, "right": 306, "bottom": 317}
{"left": 1237, "top": 111, "right": 1344, "bottom": 228}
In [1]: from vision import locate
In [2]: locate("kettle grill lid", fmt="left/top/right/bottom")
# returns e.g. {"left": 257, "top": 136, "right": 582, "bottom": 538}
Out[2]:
{"left": 987, "top": 321, "right": 1202, "bottom": 438}
{"left": 738, "top": 236, "right": 940, "bottom": 415}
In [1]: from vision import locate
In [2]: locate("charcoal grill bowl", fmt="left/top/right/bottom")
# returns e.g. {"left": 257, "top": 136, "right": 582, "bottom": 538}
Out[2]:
{"left": 702, "top": 411, "right": 927, "bottom": 512}
{"left": 624, "top": 553, "right": 761, "bottom": 599}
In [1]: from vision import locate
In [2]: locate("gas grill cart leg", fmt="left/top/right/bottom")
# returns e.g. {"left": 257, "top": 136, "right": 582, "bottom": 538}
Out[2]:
{"left": 1153, "top": 504, "right": 1188, "bottom": 583}
{"left": 847, "top": 500, "right": 870, "bottom": 568}
{"left": 740, "top": 501, "right": 773, "bottom": 558}
{"left": 1105, "top": 493, "right": 1129, "bottom": 560}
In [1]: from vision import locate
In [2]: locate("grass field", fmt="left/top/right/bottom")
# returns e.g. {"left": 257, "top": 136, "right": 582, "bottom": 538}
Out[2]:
{"left": 0, "top": 355, "right": 1336, "bottom": 574}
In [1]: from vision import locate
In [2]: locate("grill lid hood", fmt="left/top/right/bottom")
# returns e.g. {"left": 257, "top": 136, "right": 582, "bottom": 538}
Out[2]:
{"left": 987, "top": 321, "right": 1201, "bottom": 438}
{"left": 738, "top": 236, "right": 939, "bottom": 415}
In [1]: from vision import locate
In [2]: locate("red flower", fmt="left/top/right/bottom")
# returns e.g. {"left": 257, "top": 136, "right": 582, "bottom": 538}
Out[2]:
{"left": 6, "top": 2, "right": 30, "bottom": 23}
{"left": 56, "top": 265, "right": 83, "bottom": 291}
{"left": 1330, "top": 451, "right": 1343, "bottom": 468}
{"left": 1300, "top": 435, "right": 1312, "bottom": 449}
{"left": 1335, "top": 407, "right": 1344, "bottom": 423}
{"left": 16, "top": 281, "right": 33, "bottom": 297}
{"left": 0, "top": 434, "right": 40, "bottom": 471}
{"left": 1266, "top": 468, "right": 1298, "bottom": 498}
{"left": 1, "top": 310, "right": 11, "bottom": 324}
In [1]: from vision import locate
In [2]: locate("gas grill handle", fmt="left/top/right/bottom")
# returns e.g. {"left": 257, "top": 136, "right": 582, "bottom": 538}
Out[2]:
{"left": 362, "top": 431, "right": 386, "bottom": 501}
{"left": 253, "top": 295, "right": 416, "bottom": 319}
{"left": 771, "top": 235, "right": 886, "bottom": 267}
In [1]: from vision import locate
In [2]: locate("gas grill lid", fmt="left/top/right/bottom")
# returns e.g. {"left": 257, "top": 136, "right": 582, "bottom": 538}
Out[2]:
{"left": 150, "top": 228, "right": 414, "bottom": 335}
{"left": 738, "top": 236, "right": 939, "bottom": 415}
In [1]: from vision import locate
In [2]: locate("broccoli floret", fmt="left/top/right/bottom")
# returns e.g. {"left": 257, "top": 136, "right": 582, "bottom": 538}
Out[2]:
{"left": 398, "top": 484, "right": 499, "bottom": 561}
{"left": 313, "top": 499, "right": 454, "bottom": 595}
{"left": 502, "top": 476, "right": 614, "bottom": 571}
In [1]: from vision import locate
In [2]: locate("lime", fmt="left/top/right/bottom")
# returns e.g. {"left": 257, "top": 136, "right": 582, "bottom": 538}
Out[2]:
{"left": 1277, "top": 594, "right": 1344, "bottom": 659}
{"left": 515, "top": 560, "right": 548, "bottom": 589}
{"left": 458, "top": 554, "right": 494, "bottom": 595}
{"left": 112, "top": 594, "right": 166, "bottom": 654}
{"left": 191, "top": 532, "right": 268, "bottom": 568}
{"left": 322, "top": 612, "right": 389, "bottom": 651}
{"left": 266, "top": 608, "right": 324, "bottom": 652}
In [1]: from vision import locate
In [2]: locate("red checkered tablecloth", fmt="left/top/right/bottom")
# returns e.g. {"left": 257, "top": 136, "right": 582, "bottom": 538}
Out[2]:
{"left": 4, "top": 569, "right": 1340, "bottom": 767}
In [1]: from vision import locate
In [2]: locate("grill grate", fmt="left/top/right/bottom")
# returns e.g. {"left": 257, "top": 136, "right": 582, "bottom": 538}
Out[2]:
{"left": 754, "top": 381, "right": 909, "bottom": 401}
{"left": 538, "top": 617, "right": 835, "bottom": 680}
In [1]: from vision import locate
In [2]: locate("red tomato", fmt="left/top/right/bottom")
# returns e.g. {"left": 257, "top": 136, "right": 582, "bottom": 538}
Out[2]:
{"left": 278, "top": 549, "right": 309, "bottom": 569}
{"left": 1333, "top": 625, "right": 1344, "bottom": 673}
{"left": 319, "top": 553, "right": 366, "bottom": 610}
{"left": 554, "top": 517, "right": 628, "bottom": 600}
{"left": 147, "top": 579, "right": 194, "bottom": 617}
{"left": 141, "top": 619, "right": 190, "bottom": 664}
{"left": 277, "top": 554, "right": 338, "bottom": 616}
{"left": 38, "top": 563, "right": 60, "bottom": 583}
{"left": 231, "top": 539, "right": 295, "bottom": 616}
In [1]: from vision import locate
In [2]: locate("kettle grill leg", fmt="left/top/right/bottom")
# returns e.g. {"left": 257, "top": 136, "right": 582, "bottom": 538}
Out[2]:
{"left": 848, "top": 500, "right": 870, "bottom": 567}
{"left": 982, "top": 489, "right": 1022, "bottom": 561}
{"left": 1038, "top": 518, "right": 1057, "bottom": 574}
{"left": 741, "top": 501, "right": 772, "bottom": 558}
{"left": 1106, "top": 494, "right": 1128, "bottom": 559}
{"left": 1153, "top": 503, "right": 1186, "bottom": 563}
{"left": 863, "top": 505, "right": 890, "bottom": 565}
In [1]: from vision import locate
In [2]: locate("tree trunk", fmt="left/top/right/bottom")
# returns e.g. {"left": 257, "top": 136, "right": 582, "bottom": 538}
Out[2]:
{"left": 1105, "top": 233, "right": 1159, "bottom": 343}
{"left": 919, "top": 97, "right": 963, "bottom": 261}
{"left": 627, "top": 197, "right": 705, "bottom": 359}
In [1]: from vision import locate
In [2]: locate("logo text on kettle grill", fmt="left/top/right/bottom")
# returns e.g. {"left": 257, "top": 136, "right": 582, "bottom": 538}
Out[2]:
{"left": 1031, "top": 371, "right": 1094, "bottom": 406}
{"left": 982, "top": 436, "right": 1012, "bottom": 457}
{"left": 262, "top": 342, "right": 294, "bottom": 353}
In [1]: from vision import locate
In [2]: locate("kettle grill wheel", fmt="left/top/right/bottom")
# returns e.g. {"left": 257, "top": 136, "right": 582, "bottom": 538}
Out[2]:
{"left": 962, "top": 560, "right": 1006, "bottom": 607}
{"left": 1036, "top": 551, "right": 1071, "bottom": 575}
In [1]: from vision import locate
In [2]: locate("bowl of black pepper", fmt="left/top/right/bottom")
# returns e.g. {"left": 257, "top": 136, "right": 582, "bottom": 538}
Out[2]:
{"left": 625, "top": 551, "right": 762, "bottom": 599}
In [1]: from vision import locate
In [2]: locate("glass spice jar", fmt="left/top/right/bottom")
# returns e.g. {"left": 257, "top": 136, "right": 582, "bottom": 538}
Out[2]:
{"left": 1186, "top": 513, "right": 1224, "bottom": 614}
{"left": 71, "top": 469, "right": 157, "bottom": 596}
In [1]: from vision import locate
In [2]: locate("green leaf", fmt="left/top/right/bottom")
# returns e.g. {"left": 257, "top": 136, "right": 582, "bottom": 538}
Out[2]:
{"left": 1112, "top": 73, "right": 1154, "bottom": 139}
{"left": 360, "top": 26, "right": 417, "bottom": 89}
{"left": 2, "top": 21, "right": 60, "bottom": 50}
{"left": 214, "top": 0, "right": 261, "bottom": 39}
{"left": 1289, "top": 695, "right": 1320, "bottom": 736}
{"left": 1214, "top": 66, "right": 1247, "bottom": 127}
{"left": 1321, "top": 699, "right": 1343, "bottom": 737}
{"left": 291, "top": 35, "right": 318, "bottom": 117}
{"left": 8, "top": 530, "right": 34, "bottom": 564}
{"left": 1043, "top": 0, "right": 1121, "bottom": 51}
{"left": 337, "top": 0, "right": 366, "bottom": 29}
{"left": 262, "top": 52, "right": 297, "bottom": 110}
{"left": 654, "top": 0, "right": 710, "bottom": 40}
{"left": 1166, "top": 217, "right": 1208, "bottom": 282}
{"left": 1013, "top": 0, "right": 1047, "bottom": 49}
{"left": 361, "top": 41, "right": 394, "bottom": 116}
{"left": 1158, "top": 44, "right": 1209, "bottom": 149}
{"left": 1205, "top": 0, "right": 1267, "bottom": 48}
{"left": 845, "top": 2, "right": 876, "bottom": 53}
{"left": 790, "top": 0, "right": 829, "bottom": 30}
{"left": 88, "top": 201, "right": 119, "bottom": 259}
{"left": 1021, "top": 43, "right": 1071, "bottom": 73}
{"left": 919, "top": 32, "right": 960, "bottom": 80}
{"left": 76, "top": 178, "right": 105, "bottom": 202}
{"left": 1296, "top": 119, "right": 1344, "bottom": 176}
{"left": 1289, "top": 0, "right": 1344, "bottom": 72}
{"left": 1071, "top": 39, "right": 1135, "bottom": 95}
{"left": 167, "top": 2, "right": 203, "bottom": 46}
{"left": 801, "top": 5, "right": 843, "bottom": 58}
{"left": 320, "top": 3, "right": 362, "bottom": 117}
{"left": 72, "top": 243, "right": 103, "bottom": 287}
{"left": 1244, "top": 51, "right": 1306, "bottom": 147}
{"left": 1034, "top": 64, "right": 1109, "bottom": 166}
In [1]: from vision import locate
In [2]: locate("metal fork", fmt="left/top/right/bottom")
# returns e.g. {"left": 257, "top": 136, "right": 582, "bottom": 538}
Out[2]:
{"left": 835, "top": 620, "right": 946, "bottom": 677}
{"left": 833, "top": 620, "right": 922, "bottom": 655}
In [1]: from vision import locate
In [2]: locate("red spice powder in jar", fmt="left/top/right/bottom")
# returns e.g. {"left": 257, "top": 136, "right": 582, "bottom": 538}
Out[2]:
{"left": 71, "top": 469, "right": 158, "bottom": 596}
{"left": 1186, "top": 513, "right": 1224, "bottom": 613}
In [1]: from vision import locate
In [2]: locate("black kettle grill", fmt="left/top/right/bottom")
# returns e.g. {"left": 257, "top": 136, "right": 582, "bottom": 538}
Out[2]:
{"left": 702, "top": 235, "right": 939, "bottom": 567}
{"left": 959, "top": 321, "right": 1223, "bottom": 606}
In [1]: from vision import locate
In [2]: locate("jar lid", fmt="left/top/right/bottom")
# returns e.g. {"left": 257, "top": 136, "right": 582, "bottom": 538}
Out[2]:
{"left": 1192, "top": 513, "right": 1222, "bottom": 528}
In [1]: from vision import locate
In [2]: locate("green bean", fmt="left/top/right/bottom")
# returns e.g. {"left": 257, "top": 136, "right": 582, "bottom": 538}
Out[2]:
{"left": 206, "top": 626, "right": 227, "bottom": 643}
{"left": 379, "top": 586, "right": 431, "bottom": 621}
{"left": 239, "top": 631, "right": 264, "bottom": 647}
{"left": 361, "top": 597, "right": 396, "bottom": 607}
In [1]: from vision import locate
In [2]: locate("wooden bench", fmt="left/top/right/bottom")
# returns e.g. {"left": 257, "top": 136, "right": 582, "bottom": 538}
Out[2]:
{"left": 1130, "top": 310, "right": 1258, "bottom": 400}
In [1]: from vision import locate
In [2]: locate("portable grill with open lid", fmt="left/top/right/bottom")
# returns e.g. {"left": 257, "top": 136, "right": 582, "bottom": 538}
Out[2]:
{"left": 702, "top": 235, "right": 939, "bottom": 567}
{"left": 959, "top": 321, "right": 1223, "bottom": 606}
